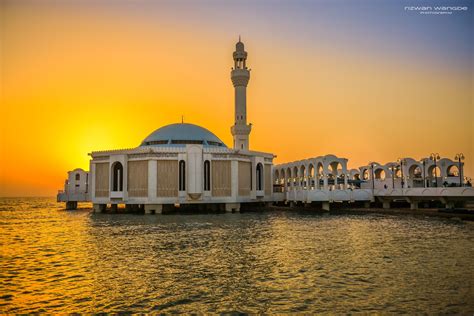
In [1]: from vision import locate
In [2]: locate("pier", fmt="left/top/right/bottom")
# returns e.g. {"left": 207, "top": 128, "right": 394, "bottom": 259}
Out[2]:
{"left": 273, "top": 154, "right": 473, "bottom": 210}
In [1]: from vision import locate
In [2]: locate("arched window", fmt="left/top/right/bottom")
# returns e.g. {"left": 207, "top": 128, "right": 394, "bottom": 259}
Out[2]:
{"left": 75, "top": 173, "right": 80, "bottom": 181}
{"left": 179, "top": 160, "right": 186, "bottom": 191}
{"left": 112, "top": 162, "right": 123, "bottom": 191}
{"left": 204, "top": 160, "right": 211, "bottom": 191}
{"left": 256, "top": 163, "right": 263, "bottom": 191}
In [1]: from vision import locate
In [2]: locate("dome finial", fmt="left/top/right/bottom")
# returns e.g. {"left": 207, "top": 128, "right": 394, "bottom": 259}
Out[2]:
{"left": 239, "top": 35, "right": 241, "bottom": 42}
{"left": 181, "top": 115, "right": 184, "bottom": 124}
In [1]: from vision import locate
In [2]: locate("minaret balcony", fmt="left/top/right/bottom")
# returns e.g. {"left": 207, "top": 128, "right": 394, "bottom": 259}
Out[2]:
{"left": 231, "top": 69, "right": 250, "bottom": 87}
{"left": 231, "top": 124, "right": 252, "bottom": 136}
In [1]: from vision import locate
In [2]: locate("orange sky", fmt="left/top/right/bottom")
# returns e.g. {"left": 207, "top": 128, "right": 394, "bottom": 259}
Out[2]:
{"left": 1, "top": 1, "right": 472, "bottom": 196}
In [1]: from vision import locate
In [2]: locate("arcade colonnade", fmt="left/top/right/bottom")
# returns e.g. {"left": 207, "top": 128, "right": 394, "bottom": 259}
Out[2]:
{"left": 274, "top": 155, "right": 466, "bottom": 191}
{"left": 274, "top": 155, "right": 349, "bottom": 191}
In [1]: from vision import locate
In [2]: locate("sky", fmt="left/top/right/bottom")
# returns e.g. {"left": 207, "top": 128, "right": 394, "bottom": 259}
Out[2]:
{"left": 0, "top": 0, "right": 472, "bottom": 196}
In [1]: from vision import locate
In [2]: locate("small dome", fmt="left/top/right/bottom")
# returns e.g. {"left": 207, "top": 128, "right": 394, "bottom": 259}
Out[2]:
{"left": 236, "top": 41, "right": 245, "bottom": 51}
{"left": 140, "top": 123, "right": 227, "bottom": 148}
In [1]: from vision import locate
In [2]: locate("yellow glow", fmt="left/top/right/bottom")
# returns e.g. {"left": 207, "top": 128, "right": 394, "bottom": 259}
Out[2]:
{"left": 1, "top": 4, "right": 472, "bottom": 196}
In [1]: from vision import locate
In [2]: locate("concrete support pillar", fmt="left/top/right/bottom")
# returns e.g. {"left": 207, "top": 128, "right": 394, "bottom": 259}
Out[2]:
{"left": 93, "top": 204, "right": 106, "bottom": 213}
{"left": 66, "top": 201, "right": 77, "bottom": 210}
{"left": 111, "top": 204, "right": 118, "bottom": 213}
{"left": 144, "top": 204, "right": 163, "bottom": 214}
{"left": 444, "top": 200, "right": 455, "bottom": 209}
{"left": 382, "top": 201, "right": 391, "bottom": 209}
{"left": 364, "top": 201, "right": 371, "bottom": 208}
{"left": 410, "top": 201, "right": 419, "bottom": 210}
{"left": 322, "top": 201, "right": 330, "bottom": 211}
{"left": 225, "top": 203, "right": 240, "bottom": 213}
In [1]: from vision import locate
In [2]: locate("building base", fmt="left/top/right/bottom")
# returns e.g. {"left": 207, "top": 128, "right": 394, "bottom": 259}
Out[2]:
{"left": 322, "top": 201, "right": 330, "bottom": 211}
{"left": 225, "top": 203, "right": 240, "bottom": 212}
{"left": 93, "top": 204, "right": 106, "bottom": 213}
{"left": 65, "top": 201, "right": 77, "bottom": 210}
{"left": 144, "top": 204, "right": 163, "bottom": 214}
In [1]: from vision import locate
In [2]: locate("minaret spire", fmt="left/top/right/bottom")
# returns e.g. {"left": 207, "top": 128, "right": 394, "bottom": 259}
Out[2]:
{"left": 230, "top": 38, "right": 251, "bottom": 150}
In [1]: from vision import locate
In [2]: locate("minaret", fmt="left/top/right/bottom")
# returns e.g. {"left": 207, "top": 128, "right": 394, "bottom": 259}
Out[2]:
{"left": 231, "top": 37, "right": 251, "bottom": 150}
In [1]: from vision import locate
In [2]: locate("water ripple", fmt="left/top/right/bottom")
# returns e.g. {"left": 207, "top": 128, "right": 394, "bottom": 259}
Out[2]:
{"left": 1, "top": 197, "right": 474, "bottom": 313}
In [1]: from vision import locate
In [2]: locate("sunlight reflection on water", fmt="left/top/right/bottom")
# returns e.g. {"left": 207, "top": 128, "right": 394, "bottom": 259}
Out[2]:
{"left": 1, "top": 197, "right": 473, "bottom": 313}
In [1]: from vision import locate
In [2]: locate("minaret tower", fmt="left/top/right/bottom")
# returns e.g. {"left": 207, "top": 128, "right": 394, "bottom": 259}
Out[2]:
{"left": 231, "top": 37, "right": 252, "bottom": 150}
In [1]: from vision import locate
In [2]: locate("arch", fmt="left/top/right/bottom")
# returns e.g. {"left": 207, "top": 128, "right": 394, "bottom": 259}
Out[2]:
{"left": 286, "top": 167, "right": 292, "bottom": 189}
{"left": 395, "top": 168, "right": 402, "bottom": 178}
{"left": 329, "top": 161, "right": 342, "bottom": 176}
{"left": 293, "top": 166, "right": 299, "bottom": 187}
{"left": 407, "top": 164, "right": 423, "bottom": 187}
{"left": 427, "top": 165, "right": 441, "bottom": 187}
{"left": 179, "top": 160, "right": 186, "bottom": 191}
{"left": 112, "top": 161, "right": 123, "bottom": 192}
{"left": 352, "top": 172, "right": 361, "bottom": 189}
{"left": 408, "top": 164, "right": 423, "bottom": 179}
{"left": 374, "top": 168, "right": 386, "bottom": 180}
{"left": 327, "top": 161, "right": 342, "bottom": 190}
{"left": 308, "top": 163, "right": 315, "bottom": 189}
{"left": 280, "top": 168, "right": 286, "bottom": 185}
{"left": 447, "top": 164, "right": 459, "bottom": 177}
{"left": 362, "top": 169, "right": 370, "bottom": 180}
{"left": 274, "top": 169, "right": 280, "bottom": 184}
{"left": 256, "top": 163, "right": 264, "bottom": 191}
{"left": 75, "top": 173, "right": 80, "bottom": 181}
{"left": 204, "top": 160, "right": 211, "bottom": 191}
{"left": 300, "top": 165, "right": 306, "bottom": 188}
{"left": 316, "top": 162, "right": 324, "bottom": 189}
{"left": 428, "top": 165, "right": 441, "bottom": 177}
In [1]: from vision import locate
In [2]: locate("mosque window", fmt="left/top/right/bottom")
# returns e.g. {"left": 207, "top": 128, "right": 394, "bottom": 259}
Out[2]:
{"left": 144, "top": 140, "right": 168, "bottom": 145}
{"left": 207, "top": 141, "right": 224, "bottom": 147}
{"left": 256, "top": 163, "right": 263, "bottom": 191}
{"left": 204, "top": 160, "right": 211, "bottom": 191}
{"left": 112, "top": 162, "right": 124, "bottom": 191}
{"left": 179, "top": 160, "right": 186, "bottom": 191}
{"left": 75, "top": 174, "right": 80, "bottom": 181}
{"left": 172, "top": 140, "right": 203, "bottom": 145}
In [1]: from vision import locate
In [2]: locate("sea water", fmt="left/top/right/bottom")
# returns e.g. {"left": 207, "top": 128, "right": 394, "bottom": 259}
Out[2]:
{"left": 1, "top": 197, "right": 473, "bottom": 313}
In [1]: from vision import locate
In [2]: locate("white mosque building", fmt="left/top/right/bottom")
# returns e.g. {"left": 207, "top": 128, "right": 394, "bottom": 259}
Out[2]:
{"left": 58, "top": 39, "right": 473, "bottom": 212}
{"left": 59, "top": 39, "right": 274, "bottom": 213}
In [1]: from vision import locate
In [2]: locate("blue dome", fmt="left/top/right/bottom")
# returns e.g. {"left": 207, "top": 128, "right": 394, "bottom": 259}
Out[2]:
{"left": 140, "top": 123, "right": 228, "bottom": 148}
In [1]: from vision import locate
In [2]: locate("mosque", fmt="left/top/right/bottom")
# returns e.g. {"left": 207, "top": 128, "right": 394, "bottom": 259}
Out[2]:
{"left": 57, "top": 39, "right": 473, "bottom": 212}
{"left": 59, "top": 39, "right": 274, "bottom": 213}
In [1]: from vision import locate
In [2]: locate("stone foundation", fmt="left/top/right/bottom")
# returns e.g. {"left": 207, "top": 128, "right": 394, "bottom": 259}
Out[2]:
{"left": 144, "top": 204, "right": 163, "bottom": 214}
{"left": 93, "top": 204, "right": 106, "bottom": 213}
{"left": 225, "top": 203, "right": 240, "bottom": 212}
